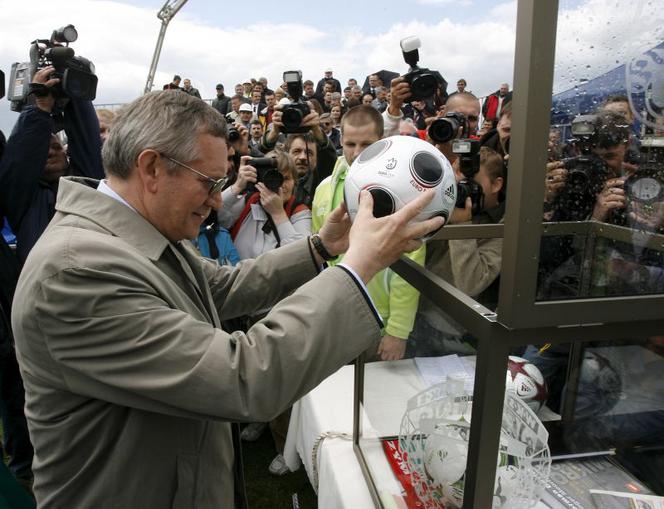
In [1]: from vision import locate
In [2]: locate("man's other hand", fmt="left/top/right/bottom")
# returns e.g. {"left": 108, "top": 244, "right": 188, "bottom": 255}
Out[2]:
{"left": 32, "top": 66, "right": 59, "bottom": 113}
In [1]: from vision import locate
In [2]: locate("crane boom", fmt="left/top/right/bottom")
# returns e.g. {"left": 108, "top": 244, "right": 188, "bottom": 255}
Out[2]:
{"left": 143, "top": 0, "right": 189, "bottom": 94}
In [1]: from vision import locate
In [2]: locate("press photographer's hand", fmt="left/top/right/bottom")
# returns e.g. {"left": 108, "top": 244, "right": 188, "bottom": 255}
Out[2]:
{"left": 387, "top": 77, "right": 411, "bottom": 117}
{"left": 266, "top": 105, "right": 283, "bottom": 144}
{"left": 544, "top": 161, "right": 567, "bottom": 203}
{"left": 231, "top": 156, "right": 257, "bottom": 194}
{"left": 592, "top": 177, "right": 626, "bottom": 221}
{"left": 32, "top": 66, "right": 59, "bottom": 113}
{"left": 257, "top": 183, "right": 287, "bottom": 223}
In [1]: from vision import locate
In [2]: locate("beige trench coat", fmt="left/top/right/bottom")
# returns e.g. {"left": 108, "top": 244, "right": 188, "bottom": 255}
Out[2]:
{"left": 12, "top": 177, "right": 380, "bottom": 508}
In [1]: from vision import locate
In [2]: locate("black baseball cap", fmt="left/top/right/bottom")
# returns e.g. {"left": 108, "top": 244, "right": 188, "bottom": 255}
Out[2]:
{"left": 216, "top": 83, "right": 224, "bottom": 89}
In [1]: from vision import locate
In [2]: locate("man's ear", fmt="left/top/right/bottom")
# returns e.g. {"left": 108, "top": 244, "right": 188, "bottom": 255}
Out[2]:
{"left": 492, "top": 176, "right": 505, "bottom": 195}
{"left": 135, "top": 149, "right": 162, "bottom": 194}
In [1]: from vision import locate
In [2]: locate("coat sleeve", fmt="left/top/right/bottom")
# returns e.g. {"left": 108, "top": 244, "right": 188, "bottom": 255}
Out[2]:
{"left": 447, "top": 236, "right": 503, "bottom": 297}
{"left": 0, "top": 106, "right": 53, "bottom": 230}
{"left": 63, "top": 99, "right": 104, "bottom": 179}
{"left": 32, "top": 241, "right": 380, "bottom": 423}
{"left": 275, "top": 209, "right": 311, "bottom": 246}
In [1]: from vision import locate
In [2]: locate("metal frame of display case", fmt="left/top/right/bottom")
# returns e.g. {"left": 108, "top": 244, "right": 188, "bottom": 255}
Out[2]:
{"left": 353, "top": 1, "right": 664, "bottom": 507}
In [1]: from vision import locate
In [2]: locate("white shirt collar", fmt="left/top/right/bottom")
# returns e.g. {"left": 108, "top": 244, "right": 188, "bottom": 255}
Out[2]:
{"left": 97, "top": 179, "right": 137, "bottom": 212}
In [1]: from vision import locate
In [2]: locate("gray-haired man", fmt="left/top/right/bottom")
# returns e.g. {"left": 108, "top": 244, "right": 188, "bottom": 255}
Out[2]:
{"left": 11, "top": 90, "right": 443, "bottom": 508}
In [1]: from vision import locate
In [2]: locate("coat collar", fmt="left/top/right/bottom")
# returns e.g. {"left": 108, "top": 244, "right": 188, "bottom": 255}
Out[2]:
{"left": 55, "top": 176, "right": 171, "bottom": 261}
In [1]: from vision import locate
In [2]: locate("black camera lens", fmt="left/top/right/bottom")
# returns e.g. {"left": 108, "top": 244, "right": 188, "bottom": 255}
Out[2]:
{"left": 228, "top": 128, "right": 240, "bottom": 142}
{"left": 282, "top": 107, "right": 304, "bottom": 128}
{"left": 261, "top": 169, "right": 284, "bottom": 192}
{"left": 429, "top": 118, "right": 458, "bottom": 144}
{"left": 410, "top": 73, "right": 438, "bottom": 100}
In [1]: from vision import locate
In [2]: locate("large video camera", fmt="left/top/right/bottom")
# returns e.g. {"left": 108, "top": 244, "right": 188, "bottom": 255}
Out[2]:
{"left": 7, "top": 25, "right": 98, "bottom": 112}
{"left": 246, "top": 157, "right": 283, "bottom": 193}
{"left": 281, "top": 70, "right": 311, "bottom": 134}
{"left": 560, "top": 114, "right": 608, "bottom": 190}
{"left": 400, "top": 36, "right": 445, "bottom": 102}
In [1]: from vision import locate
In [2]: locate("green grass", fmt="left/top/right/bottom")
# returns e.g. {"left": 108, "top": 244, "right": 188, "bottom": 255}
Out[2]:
{"left": 242, "top": 430, "right": 318, "bottom": 509}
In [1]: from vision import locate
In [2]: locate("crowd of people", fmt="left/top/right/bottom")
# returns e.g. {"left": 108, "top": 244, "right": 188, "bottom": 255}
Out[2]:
{"left": 0, "top": 54, "right": 662, "bottom": 507}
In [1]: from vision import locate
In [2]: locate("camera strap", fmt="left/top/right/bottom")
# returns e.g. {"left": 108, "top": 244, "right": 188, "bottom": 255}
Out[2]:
{"left": 28, "top": 82, "right": 51, "bottom": 98}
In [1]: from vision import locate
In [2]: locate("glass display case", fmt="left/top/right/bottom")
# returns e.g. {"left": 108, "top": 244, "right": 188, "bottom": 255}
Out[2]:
{"left": 353, "top": 1, "right": 664, "bottom": 507}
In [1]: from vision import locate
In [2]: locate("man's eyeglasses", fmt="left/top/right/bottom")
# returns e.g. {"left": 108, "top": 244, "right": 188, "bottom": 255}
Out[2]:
{"left": 163, "top": 155, "right": 228, "bottom": 195}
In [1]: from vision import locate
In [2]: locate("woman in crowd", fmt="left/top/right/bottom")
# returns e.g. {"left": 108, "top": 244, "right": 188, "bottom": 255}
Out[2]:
{"left": 330, "top": 104, "right": 343, "bottom": 129}
{"left": 218, "top": 149, "right": 311, "bottom": 260}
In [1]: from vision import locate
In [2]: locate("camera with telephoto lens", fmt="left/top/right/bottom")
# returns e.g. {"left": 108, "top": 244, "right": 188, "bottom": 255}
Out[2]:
{"left": 400, "top": 36, "right": 444, "bottom": 102}
{"left": 8, "top": 25, "right": 98, "bottom": 112}
{"left": 281, "top": 70, "right": 311, "bottom": 134}
{"left": 246, "top": 157, "right": 283, "bottom": 193}
{"left": 429, "top": 111, "right": 469, "bottom": 144}
{"left": 560, "top": 114, "right": 608, "bottom": 190}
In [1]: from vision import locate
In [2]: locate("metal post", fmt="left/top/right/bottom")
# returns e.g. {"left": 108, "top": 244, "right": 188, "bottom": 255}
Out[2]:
{"left": 462, "top": 329, "right": 510, "bottom": 509}
{"left": 497, "top": 0, "right": 560, "bottom": 328}
{"left": 144, "top": 21, "right": 168, "bottom": 94}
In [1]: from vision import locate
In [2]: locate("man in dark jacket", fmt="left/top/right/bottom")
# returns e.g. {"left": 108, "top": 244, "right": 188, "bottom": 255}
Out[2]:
{"left": 212, "top": 83, "right": 231, "bottom": 115}
{"left": 0, "top": 65, "right": 104, "bottom": 492}
{"left": 0, "top": 66, "right": 104, "bottom": 265}
{"left": 315, "top": 69, "right": 341, "bottom": 97}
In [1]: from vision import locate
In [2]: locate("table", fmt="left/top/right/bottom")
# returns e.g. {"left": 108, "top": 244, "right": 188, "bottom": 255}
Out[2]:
{"left": 283, "top": 357, "right": 615, "bottom": 508}
{"left": 283, "top": 360, "right": 423, "bottom": 508}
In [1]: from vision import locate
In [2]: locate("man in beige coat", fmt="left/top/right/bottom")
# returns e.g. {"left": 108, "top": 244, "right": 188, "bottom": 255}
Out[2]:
{"left": 11, "top": 91, "right": 442, "bottom": 508}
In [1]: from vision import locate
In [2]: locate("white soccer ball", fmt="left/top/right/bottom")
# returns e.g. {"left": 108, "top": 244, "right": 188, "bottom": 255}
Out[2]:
{"left": 505, "top": 356, "right": 548, "bottom": 413}
{"left": 423, "top": 425, "right": 469, "bottom": 486}
{"left": 343, "top": 135, "right": 456, "bottom": 238}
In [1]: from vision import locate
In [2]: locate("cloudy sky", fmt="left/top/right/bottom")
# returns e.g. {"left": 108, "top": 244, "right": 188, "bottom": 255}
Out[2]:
{"left": 0, "top": 0, "right": 661, "bottom": 135}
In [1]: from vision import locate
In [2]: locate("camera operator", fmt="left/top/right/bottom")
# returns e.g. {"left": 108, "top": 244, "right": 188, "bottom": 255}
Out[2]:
{"left": 543, "top": 111, "right": 630, "bottom": 223}
{"left": 409, "top": 147, "right": 506, "bottom": 357}
{"left": 0, "top": 66, "right": 104, "bottom": 264}
{"left": 260, "top": 96, "right": 336, "bottom": 207}
{"left": 0, "top": 95, "right": 34, "bottom": 494}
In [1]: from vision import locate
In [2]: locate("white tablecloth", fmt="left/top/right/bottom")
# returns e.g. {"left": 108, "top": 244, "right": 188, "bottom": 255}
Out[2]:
{"left": 283, "top": 359, "right": 424, "bottom": 508}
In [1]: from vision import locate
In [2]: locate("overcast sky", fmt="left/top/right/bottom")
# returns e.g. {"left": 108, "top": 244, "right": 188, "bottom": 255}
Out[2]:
{"left": 0, "top": 0, "right": 661, "bottom": 135}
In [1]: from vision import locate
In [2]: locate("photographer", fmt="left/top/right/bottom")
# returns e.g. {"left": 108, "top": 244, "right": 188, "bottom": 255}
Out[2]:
{"left": 218, "top": 151, "right": 311, "bottom": 260}
{"left": 260, "top": 84, "right": 336, "bottom": 207}
{"left": 0, "top": 66, "right": 104, "bottom": 264}
{"left": 543, "top": 111, "right": 630, "bottom": 223}
{"left": 409, "top": 147, "right": 506, "bottom": 357}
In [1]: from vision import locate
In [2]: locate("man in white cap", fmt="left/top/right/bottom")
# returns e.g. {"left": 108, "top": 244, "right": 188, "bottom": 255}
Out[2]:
{"left": 237, "top": 103, "right": 253, "bottom": 129}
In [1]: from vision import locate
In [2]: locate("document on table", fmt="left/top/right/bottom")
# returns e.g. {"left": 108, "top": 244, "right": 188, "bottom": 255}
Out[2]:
{"left": 414, "top": 354, "right": 476, "bottom": 391}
